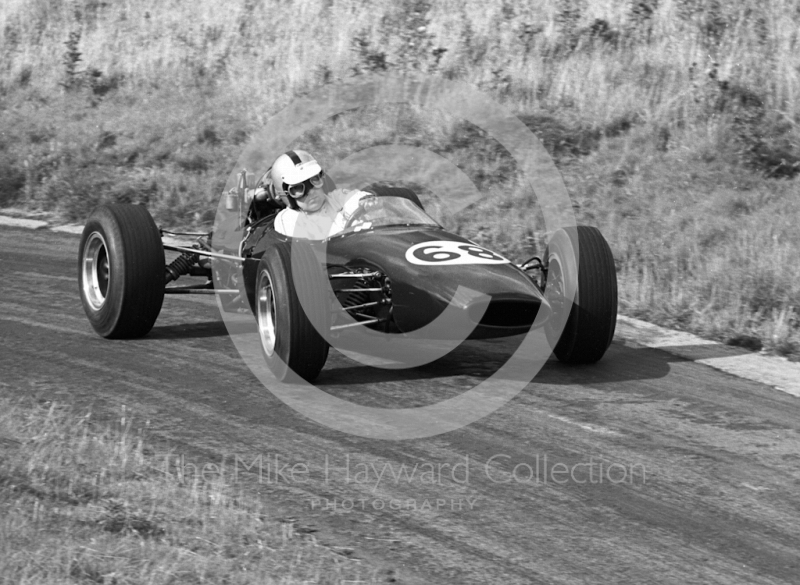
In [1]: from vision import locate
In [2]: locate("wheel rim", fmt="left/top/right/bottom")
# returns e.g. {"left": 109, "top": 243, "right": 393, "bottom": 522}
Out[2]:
{"left": 546, "top": 257, "right": 566, "bottom": 317}
{"left": 82, "top": 232, "right": 110, "bottom": 311}
{"left": 257, "top": 269, "right": 277, "bottom": 356}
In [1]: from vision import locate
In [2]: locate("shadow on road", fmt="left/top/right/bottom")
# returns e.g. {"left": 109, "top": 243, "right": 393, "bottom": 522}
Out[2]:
{"left": 317, "top": 339, "right": 675, "bottom": 391}
{"left": 148, "top": 321, "right": 231, "bottom": 339}
{"left": 142, "top": 318, "right": 764, "bottom": 404}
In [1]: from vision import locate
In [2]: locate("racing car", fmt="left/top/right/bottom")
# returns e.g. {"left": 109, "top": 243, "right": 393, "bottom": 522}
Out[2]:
{"left": 78, "top": 172, "right": 617, "bottom": 382}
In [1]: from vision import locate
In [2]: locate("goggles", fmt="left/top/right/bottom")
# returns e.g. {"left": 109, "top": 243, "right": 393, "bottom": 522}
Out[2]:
{"left": 286, "top": 172, "right": 324, "bottom": 198}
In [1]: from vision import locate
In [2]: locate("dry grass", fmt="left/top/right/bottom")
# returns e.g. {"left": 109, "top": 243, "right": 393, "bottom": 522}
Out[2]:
{"left": 565, "top": 125, "right": 800, "bottom": 357}
{"left": 0, "top": 397, "right": 380, "bottom": 584}
{"left": 0, "top": 0, "right": 798, "bottom": 356}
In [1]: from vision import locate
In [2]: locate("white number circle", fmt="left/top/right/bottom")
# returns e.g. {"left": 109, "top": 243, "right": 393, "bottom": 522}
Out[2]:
{"left": 405, "top": 241, "right": 510, "bottom": 265}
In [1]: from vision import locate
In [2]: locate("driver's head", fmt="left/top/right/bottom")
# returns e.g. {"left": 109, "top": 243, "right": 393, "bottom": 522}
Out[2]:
{"left": 270, "top": 149, "right": 327, "bottom": 212}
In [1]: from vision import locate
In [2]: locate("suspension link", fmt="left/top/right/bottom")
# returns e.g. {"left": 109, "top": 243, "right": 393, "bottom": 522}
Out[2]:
{"left": 165, "top": 251, "right": 199, "bottom": 283}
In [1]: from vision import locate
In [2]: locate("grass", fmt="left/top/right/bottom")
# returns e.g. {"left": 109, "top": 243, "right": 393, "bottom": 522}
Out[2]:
{"left": 0, "top": 0, "right": 798, "bottom": 357}
{"left": 567, "top": 124, "right": 800, "bottom": 357}
{"left": 0, "top": 396, "right": 382, "bottom": 584}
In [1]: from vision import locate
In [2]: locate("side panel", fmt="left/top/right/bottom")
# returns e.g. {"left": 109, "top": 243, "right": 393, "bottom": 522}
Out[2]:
{"left": 325, "top": 227, "right": 547, "bottom": 334}
{"left": 238, "top": 224, "right": 548, "bottom": 335}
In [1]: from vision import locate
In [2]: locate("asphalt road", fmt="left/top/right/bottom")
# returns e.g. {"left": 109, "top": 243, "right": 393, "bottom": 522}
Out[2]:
{"left": 2, "top": 225, "right": 799, "bottom": 584}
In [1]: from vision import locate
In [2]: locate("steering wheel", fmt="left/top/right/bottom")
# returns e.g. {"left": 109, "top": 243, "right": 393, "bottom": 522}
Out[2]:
{"left": 343, "top": 197, "right": 378, "bottom": 229}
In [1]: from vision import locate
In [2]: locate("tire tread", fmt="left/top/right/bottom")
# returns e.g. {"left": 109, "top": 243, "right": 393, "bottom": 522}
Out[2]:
{"left": 551, "top": 226, "right": 617, "bottom": 364}
{"left": 79, "top": 204, "right": 165, "bottom": 338}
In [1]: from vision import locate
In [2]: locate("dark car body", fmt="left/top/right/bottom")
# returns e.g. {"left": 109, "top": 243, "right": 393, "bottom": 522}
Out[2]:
{"left": 212, "top": 197, "right": 550, "bottom": 341}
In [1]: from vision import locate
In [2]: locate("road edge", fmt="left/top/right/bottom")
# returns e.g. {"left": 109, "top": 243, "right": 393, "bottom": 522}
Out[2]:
{"left": 615, "top": 316, "right": 800, "bottom": 398}
{"left": 3, "top": 213, "right": 798, "bottom": 399}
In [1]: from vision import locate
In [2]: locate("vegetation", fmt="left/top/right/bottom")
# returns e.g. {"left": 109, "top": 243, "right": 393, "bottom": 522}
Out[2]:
{"left": 0, "top": 397, "right": 380, "bottom": 583}
{"left": 0, "top": 0, "right": 798, "bottom": 357}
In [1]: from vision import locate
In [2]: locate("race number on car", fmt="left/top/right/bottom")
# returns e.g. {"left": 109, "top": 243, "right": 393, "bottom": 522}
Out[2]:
{"left": 405, "top": 241, "right": 511, "bottom": 266}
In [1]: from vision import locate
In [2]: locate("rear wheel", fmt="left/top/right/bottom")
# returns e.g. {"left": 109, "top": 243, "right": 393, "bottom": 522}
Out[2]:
{"left": 544, "top": 226, "right": 617, "bottom": 364}
{"left": 78, "top": 204, "right": 165, "bottom": 338}
{"left": 256, "top": 241, "right": 330, "bottom": 382}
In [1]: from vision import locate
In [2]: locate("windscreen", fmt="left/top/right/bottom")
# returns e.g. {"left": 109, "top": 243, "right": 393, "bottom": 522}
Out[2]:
{"left": 338, "top": 196, "right": 440, "bottom": 236}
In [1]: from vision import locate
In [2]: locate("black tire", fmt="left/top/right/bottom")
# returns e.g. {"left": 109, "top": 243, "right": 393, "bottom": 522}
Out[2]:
{"left": 255, "top": 240, "right": 330, "bottom": 382}
{"left": 544, "top": 226, "right": 617, "bottom": 364}
{"left": 366, "top": 185, "right": 425, "bottom": 210}
{"left": 78, "top": 204, "right": 165, "bottom": 338}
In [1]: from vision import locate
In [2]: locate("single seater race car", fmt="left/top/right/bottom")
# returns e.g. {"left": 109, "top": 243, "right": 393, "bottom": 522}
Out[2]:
{"left": 78, "top": 172, "right": 618, "bottom": 382}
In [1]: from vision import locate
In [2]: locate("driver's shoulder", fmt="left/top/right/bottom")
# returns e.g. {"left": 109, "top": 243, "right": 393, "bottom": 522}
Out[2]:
{"left": 274, "top": 208, "right": 299, "bottom": 236}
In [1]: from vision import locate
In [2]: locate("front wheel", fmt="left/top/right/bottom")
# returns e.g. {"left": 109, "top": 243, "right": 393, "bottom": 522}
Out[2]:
{"left": 256, "top": 241, "right": 330, "bottom": 382}
{"left": 544, "top": 226, "right": 617, "bottom": 364}
{"left": 78, "top": 204, "right": 165, "bottom": 338}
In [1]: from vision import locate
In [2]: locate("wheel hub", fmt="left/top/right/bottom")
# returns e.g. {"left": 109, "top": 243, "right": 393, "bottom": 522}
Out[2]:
{"left": 82, "top": 232, "right": 110, "bottom": 310}
{"left": 257, "top": 269, "right": 277, "bottom": 356}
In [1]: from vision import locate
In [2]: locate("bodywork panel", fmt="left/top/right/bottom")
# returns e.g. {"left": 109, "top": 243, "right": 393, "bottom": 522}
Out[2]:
{"left": 236, "top": 220, "right": 549, "bottom": 339}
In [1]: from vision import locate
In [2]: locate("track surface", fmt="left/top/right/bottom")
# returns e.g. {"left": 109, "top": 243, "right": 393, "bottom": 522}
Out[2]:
{"left": 2, "top": 226, "right": 799, "bottom": 584}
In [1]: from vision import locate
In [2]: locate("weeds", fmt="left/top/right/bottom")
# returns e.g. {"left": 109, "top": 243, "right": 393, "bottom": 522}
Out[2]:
{"left": 60, "top": 30, "right": 83, "bottom": 90}
{"left": 0, "top": 153, "right": 26, "bottom": 207}
{"left": 0, "top": 397, "right": 379, "bottom": 584}
{"left": 352, "top": 35, "right": 388, "bottom": 74}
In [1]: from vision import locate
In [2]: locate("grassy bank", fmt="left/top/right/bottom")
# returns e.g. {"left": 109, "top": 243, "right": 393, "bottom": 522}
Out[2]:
{"left": 0, "top": 397, "right": 380, "bottom": 584}
{"left": 0, "top": 0, "right": 798, "bottom": 357}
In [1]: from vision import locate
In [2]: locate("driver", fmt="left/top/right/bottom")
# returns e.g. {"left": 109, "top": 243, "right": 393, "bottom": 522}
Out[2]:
{"left": 250, "top": 149, "right": 374, "bottom": 240}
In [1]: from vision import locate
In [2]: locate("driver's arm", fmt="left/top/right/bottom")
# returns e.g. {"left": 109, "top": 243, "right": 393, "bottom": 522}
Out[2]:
{"left": 338, "top": 189, "right": 376, "bottom": 218}
{"left": 246, "top": 169, "right": 285, "bottom": 222}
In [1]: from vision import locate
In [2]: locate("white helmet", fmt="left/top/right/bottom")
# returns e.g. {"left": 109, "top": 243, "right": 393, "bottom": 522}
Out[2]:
{"left": 270, "top": 150, "right": 324, "bottom": 208}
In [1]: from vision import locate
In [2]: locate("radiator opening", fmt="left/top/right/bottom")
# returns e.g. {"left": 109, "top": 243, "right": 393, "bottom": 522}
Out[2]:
{"left": 469, "top": 300, "right": 540, "bottom": 328}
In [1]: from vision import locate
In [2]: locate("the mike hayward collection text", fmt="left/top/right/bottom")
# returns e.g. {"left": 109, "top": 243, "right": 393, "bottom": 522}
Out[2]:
{"left": 157, "top": 453, "right": 647, "bottom": 489}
